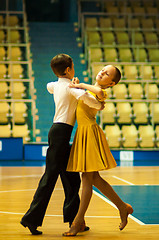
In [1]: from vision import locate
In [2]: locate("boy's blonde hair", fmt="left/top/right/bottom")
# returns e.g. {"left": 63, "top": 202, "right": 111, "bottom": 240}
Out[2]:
{"left": 50, "top": 54, "right": 73, "bottom": 77}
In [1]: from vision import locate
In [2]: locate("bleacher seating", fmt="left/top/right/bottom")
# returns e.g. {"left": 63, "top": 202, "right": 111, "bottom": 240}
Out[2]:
{"left": 0, "top": 0, "right": 36, "bottom": 142}
{"left": 122, "top": 125, "right": 138, "bottom": 148}
{"left": 79, "top": 0, "right": 159, "bottom": 148}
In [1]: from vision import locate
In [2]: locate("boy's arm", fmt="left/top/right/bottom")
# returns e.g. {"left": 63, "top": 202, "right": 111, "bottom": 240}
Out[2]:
{"left": 47, "top": 82, "right": 54, "bottom": 94}
{"left": 69, "top": 82, "right": 104, "bottom": 100}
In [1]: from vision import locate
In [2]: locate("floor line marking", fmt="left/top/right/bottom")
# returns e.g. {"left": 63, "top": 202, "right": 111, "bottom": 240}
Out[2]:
{"left": 112, "top": 176, "right": 135, "bottom": 185}
{"left": 0, "top": 174, "right": 42, "bottom": 179}
{"left": 0, "top": 211, "right": 119, "bottom": 219}
{"left": 93, "top": 189, "right": 145, "bottom": 226}
{"left": 0, "top": 188, "right": 63, "bottom": 193}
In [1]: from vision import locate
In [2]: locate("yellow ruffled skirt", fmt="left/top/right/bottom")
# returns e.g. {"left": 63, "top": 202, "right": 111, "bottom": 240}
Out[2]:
{"left": 67, "top": 123, "right": 117, "bottom": 172}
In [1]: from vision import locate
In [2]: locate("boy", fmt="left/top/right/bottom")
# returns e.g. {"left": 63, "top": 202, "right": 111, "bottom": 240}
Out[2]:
{"left": 20, "top": 54, "right": 104, "bottom": 235}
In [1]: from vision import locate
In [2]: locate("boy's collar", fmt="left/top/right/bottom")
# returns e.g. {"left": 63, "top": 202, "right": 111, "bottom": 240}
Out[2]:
{"left": 58, "top": 77, "right": 71, "bottom": 82}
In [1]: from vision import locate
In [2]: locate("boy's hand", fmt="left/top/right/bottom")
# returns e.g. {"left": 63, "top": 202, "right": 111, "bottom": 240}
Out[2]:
{"left": 72, "top": 77, "right": 79, "bottom": 84}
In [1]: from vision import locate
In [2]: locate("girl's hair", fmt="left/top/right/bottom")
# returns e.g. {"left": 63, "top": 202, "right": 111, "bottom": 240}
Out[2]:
{"left": 50, "top": 54, "right": 73, "bottom": 76}
{"left": 112, "top": 66, "right": 121, "bottom": 85}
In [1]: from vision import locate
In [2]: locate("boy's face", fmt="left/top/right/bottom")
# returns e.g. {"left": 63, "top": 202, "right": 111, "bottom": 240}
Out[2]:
{"left": 96, "top": 65, "right": 116, "bottom": 89}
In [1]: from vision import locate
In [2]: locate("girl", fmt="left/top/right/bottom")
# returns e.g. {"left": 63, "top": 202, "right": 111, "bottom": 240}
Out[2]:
{"left": 63, "top": 65, "right": 133, "bottom": 236}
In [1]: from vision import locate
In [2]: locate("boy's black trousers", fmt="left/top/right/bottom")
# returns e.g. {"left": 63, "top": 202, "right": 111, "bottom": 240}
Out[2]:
{"left": 21, "top": 123, "right": 81, "bottom": 227}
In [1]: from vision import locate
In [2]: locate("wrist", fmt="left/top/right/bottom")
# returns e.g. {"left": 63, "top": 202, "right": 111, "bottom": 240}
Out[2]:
{"left": 80, "top": 83, "right": 85, "bottom": 89}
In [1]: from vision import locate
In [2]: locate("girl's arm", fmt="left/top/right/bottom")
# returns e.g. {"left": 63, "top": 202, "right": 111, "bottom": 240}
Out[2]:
{"left": 69, "top": 82, "right": 104, "bottom": 100}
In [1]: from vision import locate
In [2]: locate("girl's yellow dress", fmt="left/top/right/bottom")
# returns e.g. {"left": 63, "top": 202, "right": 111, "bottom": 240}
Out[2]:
{"left": 67, "top": 90, "right": 117, "bottom": 172}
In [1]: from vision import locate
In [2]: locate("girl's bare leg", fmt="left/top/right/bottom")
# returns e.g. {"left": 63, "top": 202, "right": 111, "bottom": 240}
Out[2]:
{"left": 63, "top": 172, "right": 94, "bottom": 236}
{"left": 93, "top": 172, "right": 133, "bottom": 230}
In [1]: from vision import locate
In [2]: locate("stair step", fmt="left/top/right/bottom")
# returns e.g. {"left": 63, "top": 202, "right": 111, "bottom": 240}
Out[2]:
{"left": 29, "top": 22, "right": 86, "bottom": 141}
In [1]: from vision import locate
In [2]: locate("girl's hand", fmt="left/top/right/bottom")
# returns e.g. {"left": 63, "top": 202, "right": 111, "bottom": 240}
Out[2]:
{"left": 69, "top": 82, "right": 83, "bottom": 89}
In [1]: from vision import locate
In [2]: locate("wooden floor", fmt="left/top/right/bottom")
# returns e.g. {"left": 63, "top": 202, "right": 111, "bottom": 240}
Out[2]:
{"left": 0, "top": 166, "right": 159, "bottom": 240}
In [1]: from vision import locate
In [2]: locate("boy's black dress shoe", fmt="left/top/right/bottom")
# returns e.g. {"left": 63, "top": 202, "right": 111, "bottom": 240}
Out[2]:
{"left": 20, "top": 220, "right": 42, "bottom": 235}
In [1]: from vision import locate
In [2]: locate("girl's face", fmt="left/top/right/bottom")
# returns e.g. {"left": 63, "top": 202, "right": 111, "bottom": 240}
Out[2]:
{"left": 96, "top": 65, "right": 116, "bottom": 88}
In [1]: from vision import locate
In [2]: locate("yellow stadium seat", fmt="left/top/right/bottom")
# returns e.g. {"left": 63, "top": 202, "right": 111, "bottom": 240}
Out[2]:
{"left": 123, "top": 65, "right": 138, "bottom": 80}
{"left": 155, "top": 125, "right": 159, "bottom": 147}
{"left": 118, "top": 48, "right": 132, "bottom": 62}
{"left": 12, "top": 124, "right": 30, "bottom": 142}
{"left": 104, "top": 0, "right": 116, "bottom": 9}
{"left": 86, "top": 31, "right": 100, "bottom": 45}
{"left": 147, "top": 7, "right": 158, "bottom": 15}
{"left": 0, "top": 15, "right": 4, "bottom": 26}
{"left": 116, "top": 32, "right": 130, "bottom": 45}
{"left": 122, "top": 125, "right": 138, "bottom": 148}
{"left": 7, "top": 30, "right": 21, "bottom": 43}
{"left": 7, "top": 47, "right": 22, "bottom": 61}
{"left": 0, "top": 81, "right": 9, "bottom": 98}
{"left": 149, "top": 103, "right": 159, "bottom": 123}
{"left": 0, "top": 64, "right": 7, "bottom": 78}
{"left": 113, "top": 17, "right": 126, "bottom": 28}
{"left": 155, "top": 19, "right": 159, "bottom": 29}
{"left": 113, "top": 83, "right": 127, "bottom": 99}
{"left": 129, "top": 0, "right": 140, "bottom": 7}
{"left": 0, "top": 30, "right": 5, "bottom": 42}
{"left": 116, "top": 102, "right": 132, "bottom": 123}
{"left": 120, "top": 6, "right": 132, "bottom": 14}
{"left": 131, "top": 32, "right": 144, "bottom": 45}
{"left": 143, "top": 1, "right": 154, "bottom": 7}
{"left": 140, "top": 18, "right": 154, "bottom": 29}
{"left": 5, "top": 15, "right": 19, "bottom": 26}
{"left": 11, "top": 102, "right": 27, "bottom": 123}
{"left": 139, "top": 125, "right": 155, "bottom": 148}
{"left": 89, "top": 48, "right": 103, "bottom": 62}
{"left": 99, "top": 17, "right": 112, "bottom": 28}
{"left": 133, "top": 102, "right": 149, "bottom": 124}
{"left": 104, "top": 48, "right": 118, "bottom": 61}
{"left": 154, "top": 66, "right": 159, "bottom": 79}
{"left": 9, "top": 82, "right": 26, "bottom": 99}
{"left": 102, "top": 102, "right": 116, "bottom": 124}
{"left": 144, "top": 32, "right": 158, "bottom": 45}
{"left": 0, "top": 47, "right": 5, "bottom": 60}
{"left": 128, "top": 83, "right": 143, "bottom": 99}
{"left": 128, "top": 18, "right": 140, "bottom": 29}
{"left": 85, "top": 17, "right": 98, "bottom": 28}
{"left": 132, "top": 7, "right": 146, "bottom": 15}
{"left": 101, "top": 32, "right": 115, "bottom": 45}
{"left": 148, "top": 49, "right": 159, "bottom": 62}
{"left": 0, "top": 102, "right": 10, "bottom": 123}
{"left": 0, "top": 124, "right": 11, "bottom": 137}
{"left": 134, "top": 48, "right": 148, "bottom": 62}
{"left": 105, "top": 125, "right": 121, "bottom": 148}
{"left": 106, "top": 6, "right": 119, "bottom": 15}
{"left": 139, "top": 65, "right": 153, "bottom": 80}
{"left": 8, "top": 64, "right": 23, "bottom": 79}
{"left": 144, "top": 84, "right": 158, "bottom": 99}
